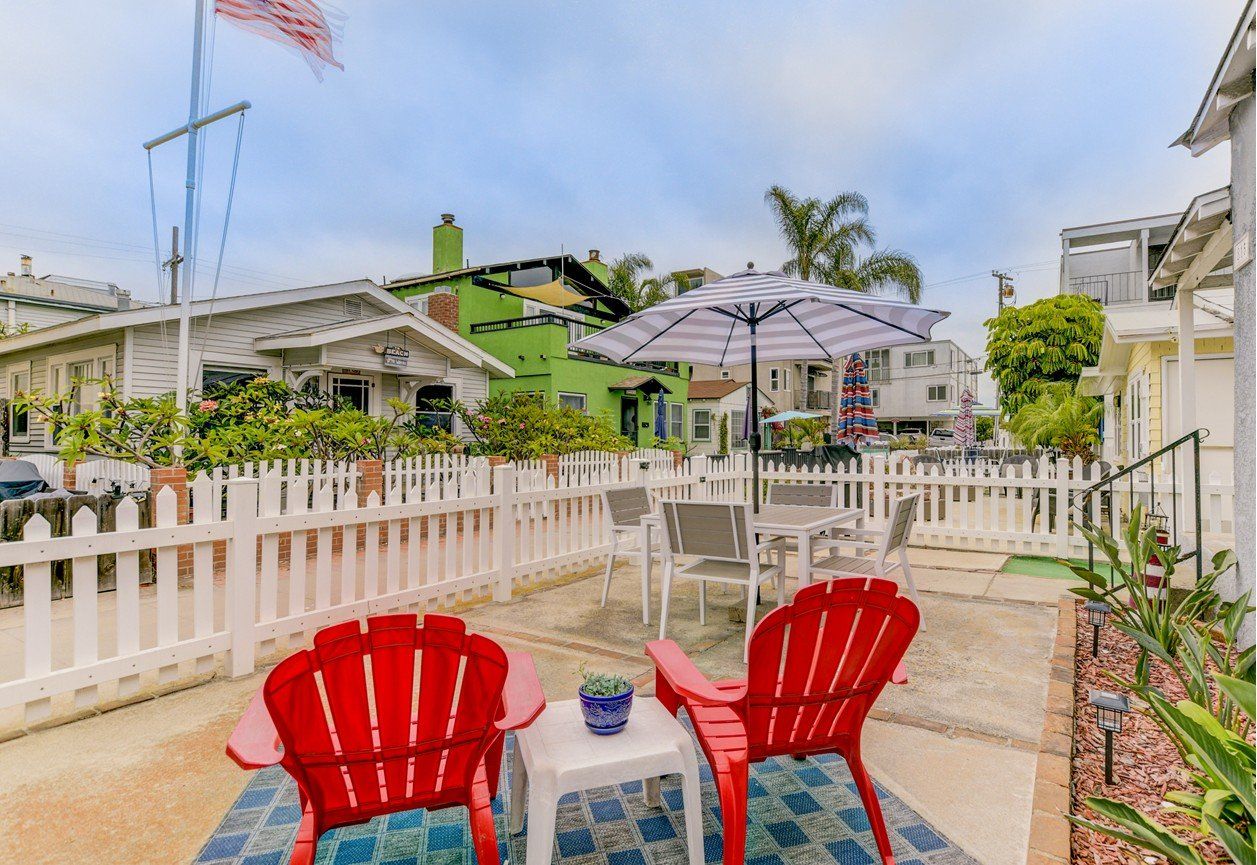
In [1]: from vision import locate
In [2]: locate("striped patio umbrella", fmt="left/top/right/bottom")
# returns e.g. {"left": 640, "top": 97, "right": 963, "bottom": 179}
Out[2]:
{"left": 836, "top": 353, "right": 878, "bottom": 446}
{"left": 954, "top": 387, "right": 976, "bottom": 447}
{"left": 572, "top": 267, "right": 949, "bottom": 506}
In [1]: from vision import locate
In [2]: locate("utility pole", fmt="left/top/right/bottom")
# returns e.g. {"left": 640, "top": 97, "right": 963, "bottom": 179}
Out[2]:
{"left": 165, "top": 226, "right": 182, "bottom": 305}
{"left": 991, "top": 271, "right": 1015, "bottom": 444}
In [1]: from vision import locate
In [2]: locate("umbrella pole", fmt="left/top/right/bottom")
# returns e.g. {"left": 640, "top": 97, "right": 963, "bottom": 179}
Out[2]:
{"left": 749, "top": 316, "right": 761, "bottom": 512}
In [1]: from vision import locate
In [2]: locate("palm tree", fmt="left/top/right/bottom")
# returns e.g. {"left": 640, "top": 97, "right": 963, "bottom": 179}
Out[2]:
{"left": 764, "top": 185, "right": 924, "bottom": 430}
{"left": 606, "top": 253, "right": 686, "bottom": 312}
{"left": 1007, "top": 383, "right": 1102, "bottom": 462}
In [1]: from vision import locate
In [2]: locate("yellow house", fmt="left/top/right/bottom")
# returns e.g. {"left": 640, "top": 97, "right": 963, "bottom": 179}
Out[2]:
{"left": 1080, "top": 298, "right": 1234, "bottom": 479}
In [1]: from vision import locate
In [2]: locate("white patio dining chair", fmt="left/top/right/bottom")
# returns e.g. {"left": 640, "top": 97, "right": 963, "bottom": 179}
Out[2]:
{"left": 599, "top": 486, "right": 661, "bottom": 624}
{"left": 764, "top": 481, "right": 847, "bottom": 567}
{"left": 766, "top": 482, "right": 844, "bottom": 509}
{"left": 810, "top": 493, "right": 927, "bottom": 629}
{"left": 656, "top": 500, "right": 787, "bottom": 661}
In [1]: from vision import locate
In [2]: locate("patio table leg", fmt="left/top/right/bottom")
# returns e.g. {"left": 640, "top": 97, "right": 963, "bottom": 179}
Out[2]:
{"left": 679, "top": 747, "right": 704, "bottom": 865}
{"left": 523, "top": 773, "right": 559, "bottom": 865}
{"left": 797, "top": 530, "right": 812, "bottom": 588}
{"left": 644, "top": 775, "right": 662, "bottom": 807}
{"left": 641, "top": 523, "right": 653, "bottom": 626}
{"left": 509, "top": 737, "right": 528, "bottom": 835}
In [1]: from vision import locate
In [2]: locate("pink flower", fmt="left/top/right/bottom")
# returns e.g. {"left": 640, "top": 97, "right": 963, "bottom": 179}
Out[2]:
{"left": 519, "top": 423, "right": 525, "bottom": 429}
{"left": 198, "top": 399, "right": 218, "bottom": 412}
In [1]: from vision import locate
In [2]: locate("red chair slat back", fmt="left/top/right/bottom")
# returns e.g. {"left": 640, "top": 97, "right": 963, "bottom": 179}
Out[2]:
{"left": 745, "top": 578, "right": 919, "bottom": 759}
{"left": 262, "top": 613, "right": 510, "bottom": 823}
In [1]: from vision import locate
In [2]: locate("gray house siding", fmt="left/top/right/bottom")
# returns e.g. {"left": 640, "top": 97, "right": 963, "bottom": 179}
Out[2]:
{"left": 7, "top": 300, "right": 93, "bottom": 332}
{"left": 0, "top": 331, "right": 125, "bottom": 453}
{"left": 128, "top": 295, "right": 396, "bottom": 397}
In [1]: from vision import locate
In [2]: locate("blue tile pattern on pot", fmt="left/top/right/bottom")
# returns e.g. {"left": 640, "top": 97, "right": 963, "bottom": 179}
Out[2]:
{"left": 194, "top": 731, "right": 976, "bottom": 865}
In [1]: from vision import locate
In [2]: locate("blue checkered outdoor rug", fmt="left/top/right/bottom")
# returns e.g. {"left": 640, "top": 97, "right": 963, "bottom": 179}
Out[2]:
{"left": 196, "top": 730, "right": 976, "bottom": 865}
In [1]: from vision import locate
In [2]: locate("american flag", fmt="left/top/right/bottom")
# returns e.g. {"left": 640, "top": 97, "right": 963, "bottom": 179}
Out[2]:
{"left": 215, "top": 0, "right": 345, "bottom": 80}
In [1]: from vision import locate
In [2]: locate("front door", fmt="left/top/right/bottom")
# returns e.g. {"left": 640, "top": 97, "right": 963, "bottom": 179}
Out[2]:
{"left": 620, "top": 396, "right": 638, "bottom": 440}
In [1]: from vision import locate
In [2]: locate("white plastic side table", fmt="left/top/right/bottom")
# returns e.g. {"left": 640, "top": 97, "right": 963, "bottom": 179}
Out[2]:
{"left": 508, "top": 697, "right": 704, "bottom": 865}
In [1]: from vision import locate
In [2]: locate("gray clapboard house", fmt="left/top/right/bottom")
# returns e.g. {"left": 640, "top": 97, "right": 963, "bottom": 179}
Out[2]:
{"left": 0, "top": 279, "right": 513, "bottom": 453}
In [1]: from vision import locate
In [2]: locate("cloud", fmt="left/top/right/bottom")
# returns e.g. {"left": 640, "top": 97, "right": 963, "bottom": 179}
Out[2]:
{"left": 0, "top": 0, "right": 1239, "bottom": 360}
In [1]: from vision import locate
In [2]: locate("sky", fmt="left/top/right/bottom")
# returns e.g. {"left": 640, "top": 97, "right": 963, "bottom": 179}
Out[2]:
{"left": 0, "top": 1, "right": 1238, "bottom": 381}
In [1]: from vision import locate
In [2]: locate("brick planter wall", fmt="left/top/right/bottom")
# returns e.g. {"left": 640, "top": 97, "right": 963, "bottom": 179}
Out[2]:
{"left": 62, "top": 461, "right": 80, "bottom": 492}
{"left": 150, "top": 466, "right": 192, "bottom": 580}
{"left": 1027, "top": 598, "right": 1076, "bottom": 865}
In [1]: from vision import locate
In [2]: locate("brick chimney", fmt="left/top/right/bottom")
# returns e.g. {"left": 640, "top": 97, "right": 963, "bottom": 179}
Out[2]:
{"left": 582, "top": 248, "right": 609, "bottom": 286}
{"left": 19, "top": 255, "right": 32, "bottom": 277}
{"left": 426, "top": 288, "right": 460, "bottom": 334}
{"left": 432, "top": 213, "right": 463, "bottom": 274}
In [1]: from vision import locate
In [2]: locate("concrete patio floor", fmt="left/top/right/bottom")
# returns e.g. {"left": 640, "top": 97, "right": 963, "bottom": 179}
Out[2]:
{"left": 0, "top": 546, "right": 1072, "bottom": 865}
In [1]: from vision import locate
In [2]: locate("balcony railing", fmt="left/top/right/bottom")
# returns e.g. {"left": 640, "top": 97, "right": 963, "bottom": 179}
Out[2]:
{"left": 470, "top": 312, "right": 603, "bottom": 343}
{"left": 797, "top": 389, "right": 832, "bottom": 410}
{"left": 1065, "top": 271, "right": 1174, "bottom": 305}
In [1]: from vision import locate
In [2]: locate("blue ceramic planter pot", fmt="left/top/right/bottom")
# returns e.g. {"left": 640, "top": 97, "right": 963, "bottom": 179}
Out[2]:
{"left": 578, "top": 685, "right": 634, "bottom": 735}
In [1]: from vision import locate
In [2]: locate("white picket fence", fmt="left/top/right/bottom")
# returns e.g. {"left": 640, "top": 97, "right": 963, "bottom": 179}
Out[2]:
{"left": 0, "top": 450, "right": 1235, "bottom": 727}
{"left": 74, "top": 458, "right": 151, "bottom": 493}
{"left": 383, "top": 453, "right": 487, "bottom": 502}
{"left": 194, "top": 459, "right": 359, "bottom": 520}
{"left": 557, "top": 448, "right": 675, "bottom": 485}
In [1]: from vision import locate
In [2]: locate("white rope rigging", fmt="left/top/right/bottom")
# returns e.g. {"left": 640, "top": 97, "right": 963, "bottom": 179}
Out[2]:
{"left": 192, "top": 109, "right": 248, "bottom": 385}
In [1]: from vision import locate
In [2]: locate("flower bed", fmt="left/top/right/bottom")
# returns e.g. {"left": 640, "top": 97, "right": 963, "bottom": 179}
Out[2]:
{"left": 1070, "top": 601, "right": 1229, "bottom": 865}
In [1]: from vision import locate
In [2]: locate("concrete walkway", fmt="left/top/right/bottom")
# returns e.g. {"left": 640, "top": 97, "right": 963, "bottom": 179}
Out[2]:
{"left": 0, "top": 546, "right": 1073, "bottom": 865}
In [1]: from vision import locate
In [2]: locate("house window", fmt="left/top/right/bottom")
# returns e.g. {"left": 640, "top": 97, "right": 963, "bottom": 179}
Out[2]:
{"left": 558, "top": 392, "right": 587, "bottom": 413}
{"left": 870, "top": 387, "right": 880, "bottom": 408}
{"left": 692, "top": 408, "right": 712, "bottom": 441}
{"left": 769, "top": 368, "right": 780, "bottom": 392}
{"left": 8, "top": 364, "right": 30, "bottom": 441}
{"left": 330, "top": 374, "right": 373, "bottom": 413}
{"left": 668, "top": 402, "right": 683, "bottom": 439}
{"left": 202, "top": 366, "right": 267, "bottom": 392}
{"left": 927, "top": 384, "right": 947, "bottom": 402}
{"left": 731, "top": 409, "right": 747, "bottom": 448}
{"left": 867, "top": 349, "right": 890, "bottom": 382}
{"left": 415, "top": 383, "right": 454, "bottom": 431}
{"left": 1128, "top": 374, "right": 1147, "bottom": 459}
{"left": 720, "top": 369, "right": 731, "bottom": 380}
{"left": 48, "top": 346, "right": 115, "bottom": 419}
{"left": 905, "top": 350, "right": 936, "bottom": 369}
{"left": 783, "top": 367, "right": 790, "bottom": 390}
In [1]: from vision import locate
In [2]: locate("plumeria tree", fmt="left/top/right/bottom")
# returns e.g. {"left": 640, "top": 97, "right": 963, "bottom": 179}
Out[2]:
{"left": 441, "top": 392, "right": 631, "bottom": 459}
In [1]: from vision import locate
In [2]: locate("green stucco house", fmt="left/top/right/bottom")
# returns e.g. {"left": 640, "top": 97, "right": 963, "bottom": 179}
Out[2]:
{"left": 385, "top": 215, "right": 689, "bottom": 447}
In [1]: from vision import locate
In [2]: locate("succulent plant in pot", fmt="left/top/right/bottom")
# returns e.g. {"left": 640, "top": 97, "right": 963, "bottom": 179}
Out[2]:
{"left": 577, "top": 664, "right": 634, "bottom": 735}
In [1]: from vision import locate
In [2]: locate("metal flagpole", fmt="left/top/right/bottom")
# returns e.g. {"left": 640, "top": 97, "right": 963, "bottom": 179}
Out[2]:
{"left": 175, "top": 0, "right": 207, "bottom": 420}
{"left": 143, "top": 0, "right": 250, "bottom": 457}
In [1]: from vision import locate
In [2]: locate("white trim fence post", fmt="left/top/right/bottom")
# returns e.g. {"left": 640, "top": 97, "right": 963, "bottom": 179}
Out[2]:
{"left": 226, "top": 478, "right": 259, "bottom": 678}
{"left": 494, "top": 463, "right": 516, "bottom": 602}
{"left": 1055, "top": 458, "right": 1070, "bottom": 556}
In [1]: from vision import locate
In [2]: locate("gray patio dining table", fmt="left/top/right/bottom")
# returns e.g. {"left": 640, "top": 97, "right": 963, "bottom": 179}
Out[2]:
{"left": 641, "top": 503, "right": 865, "bottom": 593}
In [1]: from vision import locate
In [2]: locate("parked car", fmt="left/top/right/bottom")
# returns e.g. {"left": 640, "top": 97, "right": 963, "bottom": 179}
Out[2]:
{"left": 928, "top": 428, "right": 955, "bottom": 447}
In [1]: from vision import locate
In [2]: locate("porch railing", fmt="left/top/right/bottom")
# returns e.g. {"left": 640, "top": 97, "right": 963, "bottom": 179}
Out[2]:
{"left": 1069, "top": 428, "right": 1209, "bottom": 584}
{"left": 1065, "top": 271, "right": 1176, "bottom": 305}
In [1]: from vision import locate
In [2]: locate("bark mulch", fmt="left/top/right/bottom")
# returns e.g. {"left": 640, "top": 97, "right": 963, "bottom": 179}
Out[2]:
{"left": 1069, "top": 602, "right": 1228, "bottom": 865}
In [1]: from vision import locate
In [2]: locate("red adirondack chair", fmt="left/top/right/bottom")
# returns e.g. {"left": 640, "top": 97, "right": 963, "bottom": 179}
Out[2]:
{"left": 227, "top": 613, "right": 546, "bottom": 865}
{"left": 646, "top": 577, "right": 919, "bottom": 865}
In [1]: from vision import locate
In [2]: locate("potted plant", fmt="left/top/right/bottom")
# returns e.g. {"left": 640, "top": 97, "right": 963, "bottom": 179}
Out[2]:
{"left": 577, "top": 664, "right": 634, "bottom": 735}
